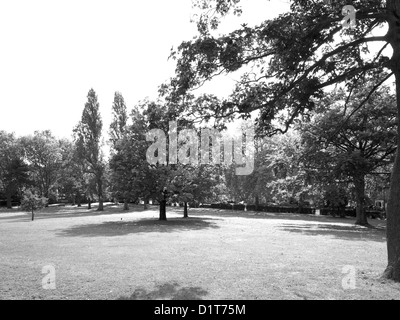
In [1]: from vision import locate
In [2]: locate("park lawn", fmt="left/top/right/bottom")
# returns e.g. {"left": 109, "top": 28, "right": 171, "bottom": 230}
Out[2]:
{"left": 0, "top": 204, "right": 399, "bottom": 300}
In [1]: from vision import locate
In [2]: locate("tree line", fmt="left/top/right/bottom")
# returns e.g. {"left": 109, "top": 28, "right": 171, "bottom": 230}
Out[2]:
{"left": 0, "top": 81, "right": 396, "bottom": 225}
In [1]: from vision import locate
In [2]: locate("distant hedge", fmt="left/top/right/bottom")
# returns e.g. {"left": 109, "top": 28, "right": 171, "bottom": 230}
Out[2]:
{"left": 207, "top": 203, "right": 315, "bottom": 214}
{"left": 201, "top": 203, "right": 384, "bottom": 218}
{"left": 0, "top": 200, "right": 21, "bottom": 207}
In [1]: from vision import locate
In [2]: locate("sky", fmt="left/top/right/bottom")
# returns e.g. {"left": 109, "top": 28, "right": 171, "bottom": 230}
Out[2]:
{"left": 0, "top": 0, "right": 390, "bottom": 141}
{"left": 0, "top": 0, "right": 290, "bottom": 140}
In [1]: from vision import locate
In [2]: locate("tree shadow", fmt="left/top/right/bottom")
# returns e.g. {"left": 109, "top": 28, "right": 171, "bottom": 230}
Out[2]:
{"left": 278, "top": 223, "right": 386, "bottom": 242}
{"left": 56, "top": 217, "right": 220, "bottom": 237}
{"left": 189, "top": 208, "right": 386, "bottom": 227}
{"left": 0, "top": 204, "right": 154, "bottom": 222}
{"left": 117, "top": 282, "right": 208, "bottom": 300}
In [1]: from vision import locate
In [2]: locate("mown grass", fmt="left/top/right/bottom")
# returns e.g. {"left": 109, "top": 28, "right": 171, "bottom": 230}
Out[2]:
{"left": 0, "top": 204, "right": 399, "bottom": 300}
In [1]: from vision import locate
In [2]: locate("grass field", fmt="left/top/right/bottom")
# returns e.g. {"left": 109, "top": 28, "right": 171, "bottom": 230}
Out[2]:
{"left": 0, "top": 204, "right": 399, "bottom": 300}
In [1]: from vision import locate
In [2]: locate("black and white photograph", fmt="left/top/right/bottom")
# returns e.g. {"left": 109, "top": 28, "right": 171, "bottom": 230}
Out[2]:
{"left": 1, "top": 0, "right": 400, "bottom": 306}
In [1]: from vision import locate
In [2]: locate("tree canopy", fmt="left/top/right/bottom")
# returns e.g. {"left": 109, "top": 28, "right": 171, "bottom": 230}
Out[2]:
{"left": 166, "top": 0, "right": 400, "bottom": 280}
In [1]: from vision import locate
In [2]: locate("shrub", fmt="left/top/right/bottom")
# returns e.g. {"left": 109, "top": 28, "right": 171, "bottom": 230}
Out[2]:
{"left": 20, "top": 189, "right": 48, "bottom": 221}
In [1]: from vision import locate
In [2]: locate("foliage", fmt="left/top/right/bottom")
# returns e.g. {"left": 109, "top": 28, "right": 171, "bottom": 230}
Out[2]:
{"left": 109, "top": 91, "right": 128, "bottom": 148}
{"left": 0, "top": 131, "right": 30, "bottom": 207}
{"left": 73, "top": 89, "right": 106, "bottom": 210}
{"left": 20, "top": 189, "right": 48, "bottom": 220}
{"left": 167, "top": 0, "right": 400, "bottom": 279}
{"left": 300, "top": 84, "right": 397, "bottom": 224}
{"left": 20, "top": 130, "right": 63, "bottom": 201}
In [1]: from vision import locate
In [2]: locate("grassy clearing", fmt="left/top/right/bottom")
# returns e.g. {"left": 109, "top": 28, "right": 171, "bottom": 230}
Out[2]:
{"left": 0, "top": 204, "right": 399, "bottom": 300}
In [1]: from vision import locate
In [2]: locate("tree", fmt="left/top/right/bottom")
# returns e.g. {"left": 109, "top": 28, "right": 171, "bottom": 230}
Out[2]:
{"left": 109, "top": 100, "right": 175, "bottom": 217}
{"left": 109, "top": 92, "right": 128, "bottom": 147}
{"left": 20, "top": 189, "right": 48, "bottom": 221}
{"left": 170, "top": 164, "right": 221, "bottom": 217}
{"left": 0, "top": 131, "right": 30, "bottom": 208}
{"left": 323, "top": 184, "right": 349, "bottom": 217}
{"left": 302, "top": 85, "right": 397, "bottom": 225}
{"left": 262, "top": 130, "right": 315, "bottom": 206}
{"left": 109, "top": 92, "right": 130, "bottom": 209}
{"left": 58, "top": 139, "right": 88, "bottom": 206}
{"left": 74, "top": 89, "right": 106, "bottom": 211}
{"left": 109, "top": 137, "right": 140, "bottom": 211}
{"left": 168, "top": 0, "right": 400, "bottom": 280}
{"left": 139, "top": 101, "right": 176, "bottom": 220}
{"left": 20, "top": 130, "right": 63, "bottom": 202}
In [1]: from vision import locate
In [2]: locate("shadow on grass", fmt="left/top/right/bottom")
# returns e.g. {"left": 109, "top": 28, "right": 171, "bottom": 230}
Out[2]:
{"left": 0, "top": 204, "right": 154, "bottom": 222}
{"left": 188, "top": 208, "right": 386, "bottom": 227}
{"left": 278, "top": 223, "right": 386, "bottom": 242}
{"left": 117, "top": 282, "right": 208, "bottom": 300}
{"left": 56, "top": 217, "right": 220, "bottom": 237}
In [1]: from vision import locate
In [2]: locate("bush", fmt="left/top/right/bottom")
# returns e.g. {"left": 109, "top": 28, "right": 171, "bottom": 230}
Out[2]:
{"left": 20, "top": 189, "right": 48, "bottom": 221}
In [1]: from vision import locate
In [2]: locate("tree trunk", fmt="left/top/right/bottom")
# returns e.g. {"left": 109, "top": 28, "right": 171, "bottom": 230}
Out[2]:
{"left": 143, "top": 197, "right": 148, "bottom": 210}
{"left": 77, "top": 192, "right": 81, "bottom": 207}
{"left": 183, "top": 202, "right": 188, "bottom": 218}
{"left": 44, "top": 189, "right": 49, "bottom": 208}
{"left": 383, "top": 0, "right": 400, "bottom": 281}
{"left": 354, "top": 176, "right": 368, "bottom": 226}
{"left": 6, "top": 191, "right": 12, "bottom": 209}
{"left": 159, "top": 200, "right": 167, "bottom": 220}
{"left": 97, "top": 197, "right": 104, "bottom": 211}
{"left": 384, "top": 144, "right": 400, "bottom": 281}
{"left": 255, "top": 194, "right": 259, "bottom": 211}
{"left": 31, "top": 208, "right": 34, "bottom": 221}
{"left": 88, "top": 198, "right": 91, "bottom": 210}
{"left": 97, "top": 177, "right": 104, "bottom": 211}
{"left": 123, "top": 198, "right": 129, "bottom": 210}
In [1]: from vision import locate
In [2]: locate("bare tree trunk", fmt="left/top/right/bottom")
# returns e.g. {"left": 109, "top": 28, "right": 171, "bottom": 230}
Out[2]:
{"left": 354, "top": 176, "right": 368, "bottom": 226}
{"left": 77, "top": 192, "right": 81, "bottom": 207}
{"left": 183, "top": 202, "right": 188, "bottom": 218}
{"left": 88, "top": 198, "right": 91, "bottom": 210}
{"left": 159, "top": 200, "right": 167, "bottom": 220}
{"left": 383, "top": 0, "right": 400, "bottom": 281}
{"left": 143, "top": 197, "right": 148, "bottom": 210}
{"left": 6, "top": 191, "right": 12, "bottom": 209}
{"left": 384, "top": 146, "right": 400, "bottom": 281}
{"left": 97, "top": 176, "right": 104, "bottom": 211}
{"left": 123, "top": 198, "right": 129, "bottom": 210}
{"left": 255, "top": 194, "right": 259, "bottom": 211}
{"left": 97, "top": 197, "right": 104, "bottom": 211}
{"left": 31, "top": 208, "right": 34, "bottom": 221}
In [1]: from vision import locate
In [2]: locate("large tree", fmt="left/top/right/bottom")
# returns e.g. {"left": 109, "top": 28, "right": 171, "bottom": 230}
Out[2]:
{"left": 301, "top": 85, "right": 397, "bottom": 226}
{"left": 74, "top": 89, "right": 106, "bottom": 211}
{"left": 0, "top": 131, "right": 30, "bottom": 208}
{"left": 168, "top": 0, "right": 400, "bottom": 280}
{"left": 137, "top": 100, "right": 176, "bottom": 220}
{"left": 20, "top": 130, "right": 63, "bottom": 202}
{"left": 109, "top": 91, "right": 130, "bottom": 209}
{"left": 170, "top": 164, "right": 221, "bottom": 217}
{"left": 58, "top": 139, "right": 88, "bottom": 206}
{"left": 110, "top": 101, "right": 174, "bottom": 217}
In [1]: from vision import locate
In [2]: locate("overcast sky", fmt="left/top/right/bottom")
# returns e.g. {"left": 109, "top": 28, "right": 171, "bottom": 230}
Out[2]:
{"left": 0, "top": 0, "right": 292, "bottom": 140}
